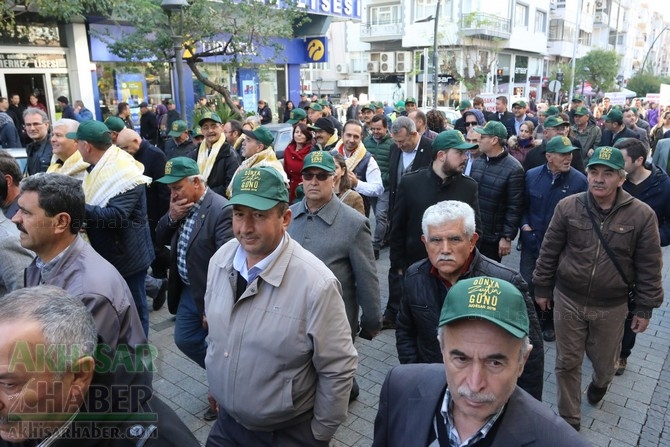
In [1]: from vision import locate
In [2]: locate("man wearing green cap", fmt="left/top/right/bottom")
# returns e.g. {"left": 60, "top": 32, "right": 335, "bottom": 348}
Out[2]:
{"left": 288, "top": 151, "right": 381, "bottom": 398}
{"left": 307, "top": 101, "right": 324, "bottom": 125}
{"left": 599, "top": 108, "right": 639, "bottom": 146}
{"left": 154, "top": 157, "right": 232, "bottom": 422}
{"left": 533, "top": 146, "right": 663, "bottom": 430}
{"left": 72, "top": 120, "right": 154, "bottom": 337}
{"left": 520, "top": 136, "right": 587, "bottom": 342}
{"left": 164, "top": 119, "right": 196, "bottom": 160}
{"left": 506, "top": 100, "right": 538, "bottom": 138}
{"left": 204, "top": 166, "right": 357, "bottom": 446}
{"left": 374, "top": 276, "right": 588, "bottom": 446}
{"left": 385, "top": 129, "right": 480, "bottom": 328}
{"left": 404, "top": 97, "right": 417, "bottom": 114}
{"left": 523, "top": 116, "right": 585, "bottom": 172}
{"left": 470, "top": 120, "right": 525, "bottom": 262}
{"left": 104, "top": 116, "right": 126, "bottom": 144}
{"left": 572, "top": 105, "right": 601, "bottom": 163}
{"left": 188, "top": 112, "right": 240, "bottom": 197}
{"left": 286, "top": 107, "right": 307, "bottom": 126}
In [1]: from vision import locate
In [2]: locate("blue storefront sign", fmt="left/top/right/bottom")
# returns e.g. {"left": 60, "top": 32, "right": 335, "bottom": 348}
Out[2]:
{"left": 304, "top": 37, "right": 327, "bottom": 63}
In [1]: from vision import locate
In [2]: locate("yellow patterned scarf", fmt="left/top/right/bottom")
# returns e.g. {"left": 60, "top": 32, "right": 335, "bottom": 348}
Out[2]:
{"left": 82, "top": 145, "right": 151, "bottom": 207}
{"left": 226, "top": 147, "right": 288, "bottom": 198}
{"left": 47, "top": 151, "right": 89, "bottom": 181}
{"left": 196, "top": 134, "right": 227, "bottom": 181}
{"left": 336, "top": 140, "right": 368, "bottom": 172}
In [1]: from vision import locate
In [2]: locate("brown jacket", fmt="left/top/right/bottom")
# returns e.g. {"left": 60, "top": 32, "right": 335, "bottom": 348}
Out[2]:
{"left": 533, "top": 190, "right": 663, "bottom": 318}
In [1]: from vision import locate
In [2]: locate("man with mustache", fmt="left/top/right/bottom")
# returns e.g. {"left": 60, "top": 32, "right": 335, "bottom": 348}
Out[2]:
{"left": 373, "top": 276, "right": 588, "bottom": 447}
{"left": 533, "top": 146, "right": 664, "bottom": 431}
{"left": 395, "top": 200, "right": 544, "bottom": 400}
{"left": 384, "top": 130, "right": 480, "bottom": 329}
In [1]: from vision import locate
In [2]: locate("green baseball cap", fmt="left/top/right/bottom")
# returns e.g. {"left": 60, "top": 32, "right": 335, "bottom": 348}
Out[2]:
{"left": 198, "top": 112, "right": 222, "bottom": 126}
{"left": 572, "top": 94, "right": 585, "bottom": 102}
{"left": 191, "top": 126, "right": 203, "bottom": 137}
{"left": 66, "top": 120, "right": 111, "bottom": 144}
{"left": 395, "top": 100, "right": 405, "bottom": 109}
{"left": 475, "top": 120, "right": 508, "bottom": 139}
{"left": 546, "top": 136, "right": 577, "bottom": 154}
{"left": 318, "top": 99, "right": 330, "bottom": 108}
{"left": 242, "top": 126, "right": 274, "bottom": 146}
{"left": 438, "top": 276, "right": 529, "bottom": 338}
{"left": 156, "top": 157, "right": 200, "bottom": 184}
{"left": 374, "top": 101, "right": 384, "bottom": 109}
{"left": 168, "top": 120, "right": 188, "bottom": 137}
{"left": 587, "top": 146, "right": 625, "bottom": 170}
{"left": 405, "top": 97, "right": 417, "bottom": 104}
{"left": 432, "top": 129, "right": 478, "bottom": 152}
{"left": 302, "top": 150, "right": 336, "bottom": 173}
{"left": 544, "top": 106, "right": 560, "bottom": 116}
{"left": 573, "top": 106, "right": 590, "bottom": 116}
{"left": 228, "top": 166, "right": 289, "bottom": 210}
{"left": 104, "top": 116, "right": 126, "bottom": 132}
{"left": 308, "top": 102, "right": 323, "bottom": 111}
{"left": 602, "top": 109, "right": 623, "bottom": 122}
{"left": 544, "top": 116, "right": 568, "bottom": 128}
{"left": 361, "top": 103, "right": 374, "bottom": 112}
{"left": 458, "top": 100, "right": 472, "bottom": 111}
{"left": 287, "top": 108, "right": 307, "bottom": 125}
{"left": 512, "top": 100, "right": 527, "bottom": 108}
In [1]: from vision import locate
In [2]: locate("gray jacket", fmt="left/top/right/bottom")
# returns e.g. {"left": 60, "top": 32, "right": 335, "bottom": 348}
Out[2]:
{"left": 0, "top": 215, "right": 33, "bottom": 296}
{"left": 289, "top": 195, "right": 382, "bottom": 338}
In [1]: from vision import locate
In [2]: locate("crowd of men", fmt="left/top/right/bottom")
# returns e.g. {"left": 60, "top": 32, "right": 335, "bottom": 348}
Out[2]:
{"left": 0, "top": 89, "right": 667, "bottom": 446}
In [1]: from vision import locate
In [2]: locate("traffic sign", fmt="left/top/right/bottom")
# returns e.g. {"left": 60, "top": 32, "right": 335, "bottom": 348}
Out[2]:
{"left": 549, "top": 80, "right": 562, "bottom": 93}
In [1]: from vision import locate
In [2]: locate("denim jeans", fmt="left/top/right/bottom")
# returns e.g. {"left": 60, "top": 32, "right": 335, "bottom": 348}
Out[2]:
{"left": 174, "top": 285, "right": 208, "bottom": 368}
{"left": 124, "top": 269, "right": 149, "bottom": 337}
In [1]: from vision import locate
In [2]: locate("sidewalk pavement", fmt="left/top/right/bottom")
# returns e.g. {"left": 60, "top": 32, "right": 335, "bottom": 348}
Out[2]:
{"left": 148, "top": 244, "right": 670, "bottom": 446}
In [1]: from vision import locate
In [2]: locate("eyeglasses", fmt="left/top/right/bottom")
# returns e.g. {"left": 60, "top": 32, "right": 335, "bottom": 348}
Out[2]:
{"left": 302, "top": 172, "right": 333, "bottom": 181}
{"left": 465, "top": 122, "right": 478, "bottom": 126}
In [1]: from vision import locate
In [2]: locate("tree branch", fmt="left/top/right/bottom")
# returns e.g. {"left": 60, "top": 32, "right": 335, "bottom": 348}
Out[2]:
{"left": 185, "top": 58, "right": 241, "bottom": 116}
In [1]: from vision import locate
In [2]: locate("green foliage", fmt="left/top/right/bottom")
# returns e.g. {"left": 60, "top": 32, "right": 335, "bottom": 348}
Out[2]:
{"left": 191, "top": 99, "right": 242, "bottom": 126}
{"left": 626, "top": 72, "right": 670, "bottom": 97}
{"left": 576, "top": 49, "right": 620, "bottom": 93}
{"left": 549, "top": 62, "right": 573, "bottom": 92}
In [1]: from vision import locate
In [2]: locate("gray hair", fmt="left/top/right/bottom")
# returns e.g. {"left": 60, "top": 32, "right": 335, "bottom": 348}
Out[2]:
{"left": 390, "top": 116, "right": 416, "bottom": 135}
{"left": 422, "top": 200, "right": 476, "bottom": 238}
{"left": 187, "top": 174, "right": 207, "bottom": 184}
{"left": 438, "top": 325, "right": 531, "bottom": 362}
{"left": 52, "top": 118, "right": 79, "bottom": 133}
{"left": 23, "top": 107, "right": 49, "bottom": 123}
{"left": 0, "top": 286, "right": 97, "bottom": 374}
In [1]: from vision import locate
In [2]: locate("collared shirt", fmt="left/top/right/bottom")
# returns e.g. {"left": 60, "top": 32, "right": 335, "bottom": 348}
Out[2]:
{"left": 35, "top": 239, "right": 78, "bottom": 281}
{"left": 232, "top": 234, "right": 285, "bottom": 285}
{"left": 176, "top": 189, "right": 208, "bottom": 284}
{"left": 398, "top": 139, "right": 420, "bottom": 183}
{"left": 430, "top": 389, "right": 505, "bottom": 447}
{"left": 514, "top": 114, "right": 528, "bottom": 136}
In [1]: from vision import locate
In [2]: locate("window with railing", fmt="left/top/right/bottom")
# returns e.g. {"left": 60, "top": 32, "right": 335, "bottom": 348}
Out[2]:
{"left": 369, "top": 5, "right": 401, "bottom": 25}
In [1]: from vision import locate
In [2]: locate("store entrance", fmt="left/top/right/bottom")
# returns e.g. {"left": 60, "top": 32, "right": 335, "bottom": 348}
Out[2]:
{"left": 4, "top": 73, "right": 47, "bottom": 113}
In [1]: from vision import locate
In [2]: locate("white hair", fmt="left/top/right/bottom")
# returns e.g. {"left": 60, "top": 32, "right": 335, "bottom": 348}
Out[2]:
{"left": 52, "top": 118, "right": 80, "bottom": 133}
{"left": 438, "top": 325, "right": 531, "bottom": 361}
{"left": 422, "top": 200, "right": 476, "bottom": 238}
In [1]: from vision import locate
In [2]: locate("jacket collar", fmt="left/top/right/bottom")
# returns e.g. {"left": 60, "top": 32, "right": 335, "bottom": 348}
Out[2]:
{"left": 293, "top": 194, "right": 340, "bottom": 226}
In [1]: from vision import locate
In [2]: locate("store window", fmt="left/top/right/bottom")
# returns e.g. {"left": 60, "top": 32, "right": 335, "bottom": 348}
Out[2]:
{"left": 95, "top": 62, "right": 172, "bottom": 119}
{"left": 192, "top": 63, "right": 232, "bottom": 103}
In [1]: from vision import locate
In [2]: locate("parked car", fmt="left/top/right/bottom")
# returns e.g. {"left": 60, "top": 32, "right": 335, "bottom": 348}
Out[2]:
{"left": 419, "top": 106, "right": 460, "bottom": 125}
{"left": 263, "top": 123, "right": 293, "bottom": 160}
{"left": 3, "top": 147, "right": 27, "bottom": 173}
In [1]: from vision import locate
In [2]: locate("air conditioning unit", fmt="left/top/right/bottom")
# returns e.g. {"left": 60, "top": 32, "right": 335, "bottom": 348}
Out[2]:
{"left": 380, "top": 52, "right": 395, "bottom": 66}
{"left": 367, "top": 61, "right": 380, "bottom": 73}
{"left": 595, "top": 0, "right": 604, "bottom": 10}
{"left": 396, "top": 61, "right": 411, "bottom": 73}
{"left": 369, "top": 52, "right": 381, "bottom": 62}
{"left": 380, "top": 61, "right": 394, "bottom": 73}
{"left": 336, "top": 64, "right": 349, "bottom": 74}
{"left": 396, "top": 51, "right": 411, "bottom": 63}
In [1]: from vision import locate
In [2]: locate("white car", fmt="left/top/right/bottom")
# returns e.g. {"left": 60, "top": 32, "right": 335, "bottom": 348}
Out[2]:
{"left": 419, "top": 107, "right": 460, "bottom": 125}
{"left": 3, "top": 147, "right": 27, "bottom": 173}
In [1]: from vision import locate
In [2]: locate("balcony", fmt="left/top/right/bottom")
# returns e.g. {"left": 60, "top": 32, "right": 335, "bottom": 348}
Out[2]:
{"left": 459, "top": 12, "right": 511, "bottom": 40}
{"left": 360, "top": 21, "right": 403, "bottom": 42}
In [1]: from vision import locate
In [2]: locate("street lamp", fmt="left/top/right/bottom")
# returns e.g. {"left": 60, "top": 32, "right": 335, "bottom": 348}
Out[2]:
{"left": 315, "top": 78, "right": 323, "bottom": 97}
{"left": 161, "top": 0, "right": 189, "bottom": 122}
{"left": 415, "top": 0, "right": 441, "bottom": 108}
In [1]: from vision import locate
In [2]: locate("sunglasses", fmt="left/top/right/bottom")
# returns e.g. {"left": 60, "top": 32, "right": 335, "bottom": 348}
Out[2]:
{"left": 465, "top": 122, "right": 478, "bottom": 126}
{"left": 302, "top": 172, "right": 333, "bottom": 181}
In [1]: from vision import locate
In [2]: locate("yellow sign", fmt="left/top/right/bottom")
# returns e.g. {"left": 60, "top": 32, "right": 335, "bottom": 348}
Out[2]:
{"left": 307, "top": 39, "right": 325, "bottom": 62}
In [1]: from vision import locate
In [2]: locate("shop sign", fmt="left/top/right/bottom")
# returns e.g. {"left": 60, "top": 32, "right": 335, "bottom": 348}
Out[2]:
{"left": 0, "top": 53, "right": 66, "bottom": 69}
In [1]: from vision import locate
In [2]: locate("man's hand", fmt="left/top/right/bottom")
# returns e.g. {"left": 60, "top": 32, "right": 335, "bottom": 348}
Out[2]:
{"left": 631, "top": 315, "right": 650, "bottom": 333}
{"left": 535, "top": 297, "right": 552, "bottom": 311}
{"left": 347, "top": 171, "right": 359, "bottom": 188}
{"left": 499, "top": 238, "right": 512, "bottom": 258}
{"left": 169, "top": 197, "right": 193, "bottom": 221}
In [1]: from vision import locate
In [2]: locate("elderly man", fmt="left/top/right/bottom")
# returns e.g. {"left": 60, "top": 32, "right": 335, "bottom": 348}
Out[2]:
{"left": 47, "top": 118, "right": 89, "bottom": 179}
{"left": 309, "top": 116, "right": 340, "bottom": 151}
{"left": 523, "top": 116, "right": 585, "bottom": 172}
{"left": 533, "top": 147, "right": 664, "bottom": 430}
{"left": 0, "top": 286, "right": 200, "bottom": 446}
{"left": 69, "top": 120, "right": 154, "bottom": 337}
{"left": 396, "top": 200, "right": 544, "bottom": 399}
{"left": 469, "top": 120, "right": 525, "bottom": 262}
{"left": 0, "top": 151, "right": 22, "bottom": 218}
{"left": 204, "top": 166, "right": 357, "bottom": 446}
{"left": 11, "top": 174, "right": 153, "bottom": 408}
{"left": 520, "top": 136, "right": 587, "bottom": 343}
{"left": 288, "top": 151, "right": 381, "bottom": 398}
{"left": 373, "top": 276, "right": 588, "bottom": 447}
{"left": 189, "top": 112, "right": 240, "bottom": 197}
{"left": 164, "top": 119, "right": 196, "bottom": 160}
{"left": 385, "top": 130, "right": 480, "bottom": 328}
{"left": 23, "top": 107, "right": 52, "bottom": 175}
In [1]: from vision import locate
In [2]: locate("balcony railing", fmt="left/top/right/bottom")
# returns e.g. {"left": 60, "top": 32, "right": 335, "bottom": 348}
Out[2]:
{"left": 459, "top": 12, "right": 511, "bottom": 40}
{"left": 360, "top": 20, "right": 403, "bottom": 41}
